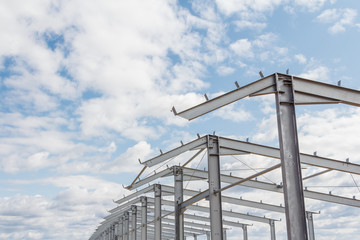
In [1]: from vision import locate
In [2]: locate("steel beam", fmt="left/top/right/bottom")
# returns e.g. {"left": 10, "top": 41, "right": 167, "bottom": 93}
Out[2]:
{"left": 275, "top": 73, "right": 308, "bottom": 240}
{"left": 242, "top": 225, "right": 248, "bottom": 240}
{"left": 123, "top": 212, "right": 129, "bottom": 240}
{"left": 131, "top": 206, "right": 137, "bottom": 240}
{"left": 148, "top": 207, "right": 249, "bottom": 229}
{"left": 218, "top": 137, "right": 360, "bottom": 175}
{"left": 142, "top": 137, "right": 207, "bottom": 167}
{"left": 207, "top": 135, "right": 224, "bottom": 240}
{"left": 174, "top": 75, "right": 275, "bottom": 120}
{"left": 116, "top": 185, "right": 154, "bottom": 204}
{"left": 182, "top": 167, "right": 360, "bottom": 207}
{"left": 148, "top": 197, "right": 278, "bottom": 224}
{"left": 270, "top": 220, "right": 276, "bottom": 240}
{"left": 118, "top": 217, "right": 123, "bottom": 240}
{"left": 127, "top": 168, "right": 173, "bottom": 190}
{"left": 154, "top": 184, "right": 162, "bottom": 240}
{"left": 306, "top": 212, "right": 315, "bottom": 240}
{"left": 173, "top": 166, "right": 184, "bottom": 240}
{"left": 292, "top": 75, "right": 360, "bottom": 107}
{"left": 161, "top": 185, "right": 285, "bottom": 213}
{"left": 140, "top": 197, "right": 147, "bottom": 240}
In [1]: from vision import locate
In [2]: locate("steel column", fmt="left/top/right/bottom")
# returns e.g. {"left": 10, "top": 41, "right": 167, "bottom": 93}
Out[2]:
{"left": 118, "top": 217, "right": 123, "bottom": 240}
{"left": 306, "top": 212, "right": 315, "bottom": 240}
{"left": 140, "top": 197, "right": 148, "bottom": 240}
{"left": 131, "top": 205, "right": 137, "bottom": 240}
{"left": 270, "top": 220, "right": 276, "bottom": 240}
{"left": 206, "top": 231, "right": 211, "bottom": 240}
{"left": 242, "top": 225, "right": 248, "bottom": 240}
{"left": 275, "top": 73, "right": 308, "bottom": 240}
{"left": 112, "top": 225, "right": 115, "bottom": 240}
{"left": 123, "top": 212, "right": 130, "bottom": 240}
{"left": 154, "top": 184, "right": 162, "bottom": 240}
{"left": 207, "top": 135, "right": 224, "bottom": 240}
{"left": 223, "top": 229, "right": 227, "bottom": 240}
{"left": 174, "top": 166, "right": 184, "bottom": 240}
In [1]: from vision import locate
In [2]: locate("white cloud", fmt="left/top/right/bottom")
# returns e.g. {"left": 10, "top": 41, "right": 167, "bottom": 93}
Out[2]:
{"left": 216, "top": 65, "right": 235, "bottom": 76}
{"left": 212, "top": 103, "right": 254, "bottom": 123}
{"left": 233, "top": 20, "right": 267, "bottom": 31}
{"left": 317, "top": 8, "right": 358, "bottom": 34}
{"left": 293, "top": 0, "right": 331, "bottom": 12}
{"left": 0, "top": 176, "right": 128, "bottom": 240}
{"left": 299, "top": 65, "right": 330, "bottom": 82}
{"left": 230, "top": 39, "right": 254, "bottom": 58}
{"left": 215, "top": 0, "right": 283, "bottom": 17}
{"left": 297, "top": 107, "right": 360, "bottom": 160}
{"left": 295, "top": 54, "right": 307, "bottom": 64}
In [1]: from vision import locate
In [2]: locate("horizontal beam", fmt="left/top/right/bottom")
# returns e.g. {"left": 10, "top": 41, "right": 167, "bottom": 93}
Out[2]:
{"left": 182, "top": 167, "right": 360, "bottom": 207}
{"left": 115, "top": 184, "right": 154, "bottom": 204}
{"left": 174, "top": 73, "right": 360, "bottom": 121}
{"left": 219, "top": 136, "right": 360, "bottom": 175}
{"left": 293, "top": 75, "right": 360, "bottom": 107}
{"left": 161, "top": 185, "right": 286, "bottom": 213}
{"left": 148, "top": 208, "right": 249, "bottom": 228}
{"left": 175, "top": 75, "right": 275, "bottom": 120}
{"left": 142, "top": 137, "right": 207, "bottom": 167}
{"left": 147, "top": 197, "right": 278, "bottom": 224}
{"left": 126, "top": 168, "right": 173, "bottom": 190}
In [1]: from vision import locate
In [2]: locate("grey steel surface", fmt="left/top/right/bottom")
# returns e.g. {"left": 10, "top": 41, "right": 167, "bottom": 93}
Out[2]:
{"left": 182, "top": 167, "right": 360, "bottom": 207}
{"left": 306, "top": 212, "right": 315, "bottom": 240}
{"left": 123, "top": 212, "right": 130, "bottom": 240}
{"left": 218, "top": 137, "right": 360, "bottom": 175}
{"left": 131, "top": 206, "right": 137, "bottom": 240}
{"left": 154, "top": 184, "right": 161, "bottom": 240}
{"left": 270, "top": 220, "right": 276, "bottom": 240}
{"left": 142, "top": 137, "right": 207, "bottom": 167}
{"left": 147, "top": 197, "right": 279, "bottom": 224}
{"left": 207, "top": 135, "right": 224, "bottom": 240}
{"left": 173, "top": 166, "right": 184, "bottom": 240}
{"left": 275, "top": 74, "right": 308, "bottom": 239}
{"left": 140, "top": 197, "right": 147, "bottom": 240}
{"left": 91, "top": 73, "right": 360, "bottom": 240}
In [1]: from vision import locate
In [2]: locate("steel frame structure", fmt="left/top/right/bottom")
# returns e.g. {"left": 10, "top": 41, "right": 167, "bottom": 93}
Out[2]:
{"left": 89, "top": 73, "right": 360, "bottom": 240}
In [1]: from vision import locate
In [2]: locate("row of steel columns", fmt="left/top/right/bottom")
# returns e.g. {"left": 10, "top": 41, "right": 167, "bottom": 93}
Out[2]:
{"left": 96, "top": 194, "right": 152, "bottom": 240}
{"left": 97, "top": 135, "right": 315, "bottom": 240}
{"left": 172, "top": 135, "right": 229, "bottom": 240}
{"left": 173, "top": 135, "right": 315, "bottom": 240}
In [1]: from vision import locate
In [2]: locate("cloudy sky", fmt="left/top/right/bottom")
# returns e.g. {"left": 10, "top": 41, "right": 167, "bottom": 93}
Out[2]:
{"left": 1, "top": 0, "right": 360, "bottom": 239}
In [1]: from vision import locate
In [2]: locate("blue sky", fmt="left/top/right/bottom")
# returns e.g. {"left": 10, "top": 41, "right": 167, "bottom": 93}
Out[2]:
{"left": 1, "top": 0, "right": 360, "bottom": 239}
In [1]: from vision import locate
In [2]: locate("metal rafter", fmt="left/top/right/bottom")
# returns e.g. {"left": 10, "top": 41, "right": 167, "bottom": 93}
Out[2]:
{"left": 182, "top": 167, "right": 360, "bottom": 207}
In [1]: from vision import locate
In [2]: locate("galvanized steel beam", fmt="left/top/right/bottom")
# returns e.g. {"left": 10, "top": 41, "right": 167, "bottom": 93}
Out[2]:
{"left": 207, "top": 135, "right": 224, "bottom": 240}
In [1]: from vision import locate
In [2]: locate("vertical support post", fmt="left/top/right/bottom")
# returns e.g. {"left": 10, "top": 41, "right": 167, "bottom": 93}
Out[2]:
{"left": 118, "top": 217, "right": 123, "bottom": 240}
{"left": 207, "top": 135, "right": 223, "bottom": 240}
{"left": 242, "top": 225, "right": 248, "bottom": 240}
{"left": 123, "top": 212, "right": 130, "bottom": 240}
{"left": 114, "top": 225, "right": 117, "bottom": 240}
{"left": 140, "top": 197, "right": 148, "bottom": 240}
{"left": 111, "top": 225, "right": 115, "bottom": 240}
{"left": 306, "top": 212, "right": 315, "bottom": 240}
{"left": 113, "top": 224, "right": 116, "bottom": 240}
{"left": 223, "top": 229, "right": 227, "bottom": 240}
{"left": 270, "top": 220, "right": 276, "bottom": 240}
{"left": 154, "top": 184, "right": 162, "bottom": 240}
{"left": 206, "top": 231, "right": 211, "bottom": 240}
{"left": 275, "top": 73, "right": 308, "bottom": 240}
{"left": 193, "top": 234, "right": 197, "bottom": 240}
{"left": 174, "top": 166, "right": 184, "bottom": 240}
{"left": 131, "top": 205, "right": 137, "bottom": 240}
